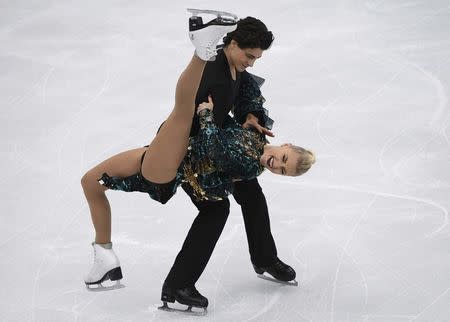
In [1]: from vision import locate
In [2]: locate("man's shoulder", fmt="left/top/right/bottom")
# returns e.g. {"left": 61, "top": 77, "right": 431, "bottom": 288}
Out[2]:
{"left": 201, "top": 51, "right": 228, "bottom": 85}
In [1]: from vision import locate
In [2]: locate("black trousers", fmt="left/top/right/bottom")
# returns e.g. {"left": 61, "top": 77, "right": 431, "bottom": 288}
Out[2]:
{"left": 163, "top": 178, "right": 277, "bottom": 288}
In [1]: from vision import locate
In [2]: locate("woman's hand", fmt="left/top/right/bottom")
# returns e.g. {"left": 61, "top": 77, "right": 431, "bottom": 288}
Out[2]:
{"left": 197, "top": 95, "right": 214, "bottom": 115}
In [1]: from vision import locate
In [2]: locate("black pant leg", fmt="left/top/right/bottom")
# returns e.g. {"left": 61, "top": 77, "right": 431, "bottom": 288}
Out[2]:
{"left": 232, "top": 178, "right": 277, "bottom": 267}
{"left": 163, "top": 190, "right": 230, "bottom": 289}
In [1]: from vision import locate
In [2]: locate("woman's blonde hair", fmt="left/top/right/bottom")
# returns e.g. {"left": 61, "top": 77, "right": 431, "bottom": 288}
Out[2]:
{"left": 291, "top": 146, "right": 316, "bottom": 176}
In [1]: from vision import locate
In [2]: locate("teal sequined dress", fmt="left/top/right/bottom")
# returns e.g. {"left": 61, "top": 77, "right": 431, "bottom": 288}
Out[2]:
{"left": 180, "top": 109, "right": 267, "bottom": 201}
{"left": 98, "top": 110, "right": 266, "bottom": 204}
{"left": 98, "top": 73, "right": 271, "bottom": 204}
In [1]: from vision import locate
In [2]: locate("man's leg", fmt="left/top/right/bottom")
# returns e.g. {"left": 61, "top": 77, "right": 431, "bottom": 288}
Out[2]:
{"left": 232, "top": 178, "right": 277, "bottom": 266}
{"left": 233, "top": 178, "right": 296, "bottom": 283}
{"left": 164, "top": 195, "right": 230, "bottom": 288}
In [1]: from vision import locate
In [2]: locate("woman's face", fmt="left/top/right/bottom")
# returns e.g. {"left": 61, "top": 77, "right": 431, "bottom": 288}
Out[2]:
{"left": 260, "top": 144, "right": 299, "bottom": 176}
{"left": 228, "top": 40, "right": 264, "bottom": 72}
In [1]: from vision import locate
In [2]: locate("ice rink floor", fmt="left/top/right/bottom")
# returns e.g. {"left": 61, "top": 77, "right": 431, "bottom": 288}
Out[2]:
{"left": 1, "top": 1, "right": 450, "bottom": 321}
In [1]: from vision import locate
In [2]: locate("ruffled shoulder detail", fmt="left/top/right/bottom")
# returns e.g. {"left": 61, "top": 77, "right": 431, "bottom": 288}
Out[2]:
{"left": 234, "top": 72, "right": 274, "bottom": 130}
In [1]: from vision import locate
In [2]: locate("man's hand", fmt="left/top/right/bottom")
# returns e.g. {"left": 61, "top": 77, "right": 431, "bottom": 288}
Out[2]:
{"left": 242, "top": 113, "right": 274, "bottom": 137}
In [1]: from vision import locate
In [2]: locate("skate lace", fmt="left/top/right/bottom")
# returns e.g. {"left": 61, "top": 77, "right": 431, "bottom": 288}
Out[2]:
{"left": 92, "top": 244, "right": 99, "bottom": 264}
{"left": 205, "top": 46, "right": 217, "bottom": 58}
{"left": 189, "top": 287, "right": 202, "bottom": 297}
{"left": 273, "top": 258, "right": 288, "bottom": 271}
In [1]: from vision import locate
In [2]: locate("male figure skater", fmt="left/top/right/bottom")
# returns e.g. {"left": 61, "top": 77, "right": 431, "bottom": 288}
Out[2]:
{"left": 161, "top": 16, "right": 297, "bottom": 309}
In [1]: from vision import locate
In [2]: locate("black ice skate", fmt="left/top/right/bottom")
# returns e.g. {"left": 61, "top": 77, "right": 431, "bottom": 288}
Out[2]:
{"left": 187, "top": 8, "right": 238, "bottom": 61}
{"left": 158, "top": 284, "right": 208, "bottom": 316}
{"left": 253, "top": 257, "right": 299, "bottom": 287}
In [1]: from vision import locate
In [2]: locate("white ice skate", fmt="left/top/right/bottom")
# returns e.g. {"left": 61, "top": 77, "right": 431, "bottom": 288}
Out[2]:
{"left": 187, "top": 8, "right": 238, "bottom": 61}
{"left": 84, "top": 242, "right": 124, "bottom": 291}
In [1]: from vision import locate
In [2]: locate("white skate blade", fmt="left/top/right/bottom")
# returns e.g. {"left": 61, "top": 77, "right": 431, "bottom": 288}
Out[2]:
{"left": 256, "top": 273, "right": 299, "bottom": 287}
{"left": 85, "top": 280, "right": 125, "bottom": 292}
{"left": 158, "top": 302, "right": 207, "bottom": 316}
{"left": 187, "top": 8, "right": 238, "bottom": 21}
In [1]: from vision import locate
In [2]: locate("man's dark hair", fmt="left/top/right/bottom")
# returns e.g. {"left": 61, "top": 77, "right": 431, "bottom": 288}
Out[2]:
{"left": 223, "top": 16, "right": 274, "bottom": 50}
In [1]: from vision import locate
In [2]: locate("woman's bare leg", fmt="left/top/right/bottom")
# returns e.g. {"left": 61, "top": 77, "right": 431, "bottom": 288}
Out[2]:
{"left": 81, "top": 147, "right": 147, "bottom": 244}
{"left": 141, "top": 54, "right": 206, "bottom": 183}
{"left": 81, "top": 55, "right": 205, "bottom": 243}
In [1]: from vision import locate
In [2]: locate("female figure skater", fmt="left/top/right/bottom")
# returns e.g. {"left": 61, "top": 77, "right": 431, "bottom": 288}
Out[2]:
{"left": 81, "top": 10, "right": 238, "bottom": 288}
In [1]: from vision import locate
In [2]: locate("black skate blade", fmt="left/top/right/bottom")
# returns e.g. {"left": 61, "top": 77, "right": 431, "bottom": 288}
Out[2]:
{"left": 85, "top": 280, "right": 125, "bottom": 292}
{"left": 158, "top": 302, "right": 207, "bottom": 316}
{"left": 256, "top": 273, "right": 299, "bottom": 287}
{"left": 187, "top": 8, "right": 238, "bottom": 21}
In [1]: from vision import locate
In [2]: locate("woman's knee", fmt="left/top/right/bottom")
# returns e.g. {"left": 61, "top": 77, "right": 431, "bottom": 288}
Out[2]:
{"left": 81, "top": 170, "right": 104, "bottom": 194}
{"left": 81, "top": 172, "right": 89, "bottom": 189}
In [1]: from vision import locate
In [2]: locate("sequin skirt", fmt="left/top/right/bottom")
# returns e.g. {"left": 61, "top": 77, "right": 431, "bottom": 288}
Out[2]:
{"left": 97, "top": 149, "right": 181, "bottom": 204}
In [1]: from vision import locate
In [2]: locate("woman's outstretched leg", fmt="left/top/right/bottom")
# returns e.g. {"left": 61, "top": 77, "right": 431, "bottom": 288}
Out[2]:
{"left": 81, "top": 54, "right": 205, "bottom": 246}
{"left": 141, "top": 55, "right": 205, "bottom": 184}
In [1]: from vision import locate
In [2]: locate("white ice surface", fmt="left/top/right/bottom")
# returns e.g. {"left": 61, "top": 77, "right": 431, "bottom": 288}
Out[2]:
{"left": 1, "top": 1, "right": 450, "bottom": 321}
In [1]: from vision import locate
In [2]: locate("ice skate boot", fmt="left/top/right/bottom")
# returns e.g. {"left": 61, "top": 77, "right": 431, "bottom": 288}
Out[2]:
{"left": 253, "top": 257, "right": 298, "bottom": 286}
{"left": 84, "top": 242, "right": 124, "bottom": 291}
{"left": 158, "top": 283, "right": 208, "bottom": 316}
{"left": 187, "top": 8, "right": 238, "bottom": 61}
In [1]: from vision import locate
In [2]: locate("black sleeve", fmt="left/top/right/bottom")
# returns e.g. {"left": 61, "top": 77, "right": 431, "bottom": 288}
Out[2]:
{"left": 190, "top": 59, "right": 231, "bottom": 136}
{"left": 189, "top": 64, "right": 213, "bottom": 137}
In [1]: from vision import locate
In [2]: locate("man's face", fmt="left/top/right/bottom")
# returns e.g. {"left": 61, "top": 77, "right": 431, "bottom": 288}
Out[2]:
{"left": 229, "top": 40, "right": 264, "bottom": 72}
